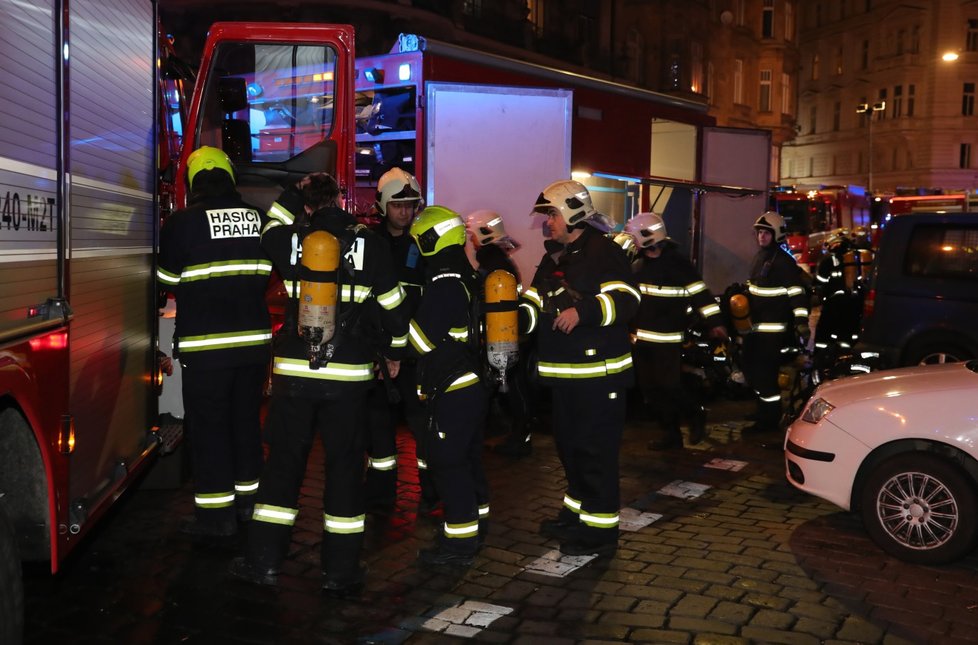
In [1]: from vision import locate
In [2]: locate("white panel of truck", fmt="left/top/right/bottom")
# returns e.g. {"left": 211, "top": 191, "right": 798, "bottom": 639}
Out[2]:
{"left": 700, "top": 127, "right": 771, "bottom": 292}
{"left": 424, "top": 82, "right": 572, "bottom": 285}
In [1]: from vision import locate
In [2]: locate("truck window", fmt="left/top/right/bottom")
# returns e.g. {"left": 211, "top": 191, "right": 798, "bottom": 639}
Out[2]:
{"left": 196, "top": 42, "right": 338, "bottom": 164}
{"left": 904, "top": 225, "right": 978, "bottom": 279}
{"left": 354, "top": 86, "right": 417, "bottom": 181}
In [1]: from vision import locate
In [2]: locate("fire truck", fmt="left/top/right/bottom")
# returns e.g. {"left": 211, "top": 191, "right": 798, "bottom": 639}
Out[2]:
{"left": 886, "top": 192, "right": 978, "bottom": 218}
{"left": 0, "top": 0, "right": 188, "bottom": 640}
{"left": 176, "top": 28, "right": 770, "bottom": 290}
{"left": 769, "top": 185, "right": 871, "bottom": 270}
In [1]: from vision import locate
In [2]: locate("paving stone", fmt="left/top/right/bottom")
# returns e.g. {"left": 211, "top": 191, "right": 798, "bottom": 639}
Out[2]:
{"left": 740, "top": 626, "right": 822, "bottom": 644}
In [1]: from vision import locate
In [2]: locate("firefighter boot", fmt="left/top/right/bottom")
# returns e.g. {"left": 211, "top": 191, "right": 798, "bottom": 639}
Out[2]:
{"left": 321, "top": 534, "right": 366, "bottom": 597}
{"left": 228, "top": 557, "right": 279, "bottom": 587}
{"left": 539, "top": 509, "right": 580, "bottom": 541}
{"left": 364, "top": 468, "right": 397, "bottom": 515}
{"left": 492, "top": 427, "right": 532, "bottom": 457}
{"left": 559, "top": 525, "right": 619, "bottom": 558}
{"left": 418, "top": 536, "right": 478, "bottom": 567}
{"left": 688, "top": 405, "right": 708, "bottom": 445}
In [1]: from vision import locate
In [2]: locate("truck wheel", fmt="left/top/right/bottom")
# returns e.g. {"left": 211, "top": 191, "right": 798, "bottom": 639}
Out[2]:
{"left": 0, "top": 503, "right": 23, "bottom": 645}
{"left": 860, "top": 453, "right": 978, "bottom": 565}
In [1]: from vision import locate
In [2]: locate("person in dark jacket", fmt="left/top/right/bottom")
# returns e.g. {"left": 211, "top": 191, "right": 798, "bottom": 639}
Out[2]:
{"left": 363, "top": 168, "right": 440, "bottom": 516}
{"left": 229, "top": 173, "right": 408, "bottom": 595}
{"left": 157, "top": 146, "right": 272, "bottom": 538}
{"left": 519, "top": 180, "right": 641, "bottom": 558}
{"left": 741, "top": 211, "right": 810, "bottom": 434}
{"left": 406, "top": 205, "right": 489, "bottom": 566}
{"left": 624, "top": 212, "right": 727, "bottom": 450}
{"left": 464, "top": 209, "right": 535, "bottom": 457}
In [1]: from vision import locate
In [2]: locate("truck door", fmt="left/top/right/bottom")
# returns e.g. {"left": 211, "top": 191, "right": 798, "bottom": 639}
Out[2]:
{"left": 178, "top": 23, "right": 356, "bottom": 213}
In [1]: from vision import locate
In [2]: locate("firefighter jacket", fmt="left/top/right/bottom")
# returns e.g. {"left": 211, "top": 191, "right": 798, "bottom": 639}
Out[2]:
{"left": 262, "top": 188, "right": 408, "bottom": 399}
{"left": 519, "top": 226, "right": 641, "bottom": 387}
{"left": 157, "top": 192, "right": 273, "bottom": 370}
{"left": 746, "top": 244, "right": 810, "bottom": 335}
{"left": 375, "top": 224, "right": 426, "bottom": 317}
{"left": 475, "top": 243, "right": 520, "bottom": 283}
{"left": 631, "top": 243, "right": 723, "bottom": 347}
{"left": 406, "top": 249, "right": 483, "bottom": 400}
{"left": 814, "top": 247, "right": 848, "bottom": 299}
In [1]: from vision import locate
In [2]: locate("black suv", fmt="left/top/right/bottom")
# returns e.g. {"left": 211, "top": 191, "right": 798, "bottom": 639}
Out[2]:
{"left": 857, "top": 212, "right": 978, "bottom": 367}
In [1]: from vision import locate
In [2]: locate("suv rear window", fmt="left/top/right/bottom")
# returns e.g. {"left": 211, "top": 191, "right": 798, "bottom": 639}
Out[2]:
{"left": 904, "top": 224, "right": 978, "bottom": 279}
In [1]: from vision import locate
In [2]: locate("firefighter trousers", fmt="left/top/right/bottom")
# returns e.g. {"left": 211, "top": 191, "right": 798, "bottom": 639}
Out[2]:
{"left": 742, "top": 332, "right": 784, "bottom": 430}
{"left": 426, "top": 383, "right": 489, "bottom": 554}
{"left": 181, "top": 363, "right": 265, "bottom": 526}
{"left": 551, "top": 382, "right": 625, "bottom": 544}
{"left": 633, "top": 344, "right": 699, "bottom": 437}
{"left": 245, "top": 390, "right": 367, "bottom": 579}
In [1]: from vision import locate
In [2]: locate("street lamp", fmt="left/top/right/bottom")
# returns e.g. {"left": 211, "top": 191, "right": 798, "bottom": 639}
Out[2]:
{"left": 856, "top": 101, "right": 886, "bottom": 193}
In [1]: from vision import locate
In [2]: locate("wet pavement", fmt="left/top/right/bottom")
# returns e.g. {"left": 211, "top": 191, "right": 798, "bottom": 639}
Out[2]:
{"left": 23, "top": 396, "right": 978, "bottom": 644}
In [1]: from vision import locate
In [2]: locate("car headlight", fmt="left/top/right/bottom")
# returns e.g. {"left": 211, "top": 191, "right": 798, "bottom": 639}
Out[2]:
{"left": 801, "top": 397, "right": 835, "bottom": 423}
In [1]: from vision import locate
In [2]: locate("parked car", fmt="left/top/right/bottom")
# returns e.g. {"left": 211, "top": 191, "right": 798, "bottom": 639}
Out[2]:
{"left": 857, "top": 212, "right": 978, "bottom": 367}
{"left": 785, "top": 360, "right": 978, "bottom": 564}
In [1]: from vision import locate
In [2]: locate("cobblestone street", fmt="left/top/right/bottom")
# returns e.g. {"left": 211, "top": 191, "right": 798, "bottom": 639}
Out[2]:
{"left": 23, "top": 398, "right": 978, "bottom": 644}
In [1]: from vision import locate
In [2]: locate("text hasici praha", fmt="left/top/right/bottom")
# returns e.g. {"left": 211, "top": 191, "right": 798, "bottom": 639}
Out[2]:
{"left": 207, "top": 208, "right": 260, "bottom": 238}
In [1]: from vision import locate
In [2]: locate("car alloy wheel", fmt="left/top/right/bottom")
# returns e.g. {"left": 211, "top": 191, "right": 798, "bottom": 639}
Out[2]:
{"left": 861, "top": 454, "right": 978, "bottom": 565}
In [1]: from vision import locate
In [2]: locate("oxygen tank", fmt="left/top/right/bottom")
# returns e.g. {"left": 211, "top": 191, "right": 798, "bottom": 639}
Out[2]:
{"left": 729, "top": 293, "right": 752, "bottom": 334}
{"left": 484, "top": 269, "right": 519, "bottom": 391}
{"left": 842, "top": 249, "right": 873, "bottom": 290}
{"left": 298, "top": 230, "right": 340, "bottom": 369}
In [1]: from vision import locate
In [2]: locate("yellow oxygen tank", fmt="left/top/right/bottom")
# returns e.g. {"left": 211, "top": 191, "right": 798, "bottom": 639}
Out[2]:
{"left": 842, "top": 249, "right": 874, "bottom": 290}
{"left": 298, "top": 230, "right": 340, "bottom": 369}
{"left": 729, "top": 293, "right": 752, "bottom": 334}
{"left": 484, "top": 269, "right": 519, "bottom": 391}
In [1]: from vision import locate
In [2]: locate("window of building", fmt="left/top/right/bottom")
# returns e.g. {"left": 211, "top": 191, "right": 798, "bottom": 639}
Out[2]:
{"left": 835, "top": 45, "right": 844, "bottom": 74}
{"left": 911, "top": 25, "right": 920, "bottom": 53}
{"left": 861, "top": 40, "right": 869, "bottom": 70}
{"left": 833, "top": 101, "right": 841, "bottom": 130}
{"left": 527, "top": 0, "right": 544, "bottom": 35}
{"left": 815, "top": 3, "right": 822, "bottom": 27}
{"left": 961, "top": 143, "right": 972, "bottom": 169}
{"left": 785, "top": 3, "right": 795, "bottom": 41}
{"left": 878, "top": 88, "right": 887, "bottom": 120}
{"left": 908, "top": 84, "right": 915, "bottom": 116}
{"left": 462, "top": 0, "right": 483, "bottom": 17}
{"left": 691, "top": 42, "right": 703, "bottom": 93}
{"left": 893, "top": 85, "right": 903, "bottom": 117}
{"left": 781, "top": 72, "right": 791, "bottom": 114}
{"left": 735, "top": 0, "right": 745, "bottom": 26}
{"left": 762, "top": 0, "right": 774, "bottom": 37}
{"left": 968, "top": 19, "right": 978, "bottom": 52}
{"left": 759, "top": 69, "right": 772, "bottom": 111}
{"left": 896, "top": 29, "right": 906, "bottom": 55}
{"left": 840, "top": 0, "right": 847, "bottom": 19}
{"left": 811, "top": 53, "right": 820, "bottom": 80}
{"left": 733, "top": 59, "right": 744, "bottom": 104}
{"left": 858, "top": 96, "right": 868, "bottom": 127}
{"left": 964, "top": 83, "right": 975, "bottom": 116}
{"left": 809, "top": 105, "right": 817, "bottom": 134}
{"left": 707, "top": 61, "right": 715, "bottom": 103}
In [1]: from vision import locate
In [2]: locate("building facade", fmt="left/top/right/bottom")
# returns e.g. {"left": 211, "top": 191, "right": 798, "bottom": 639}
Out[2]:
{"left": 782, "top": 0, "right": 978, "bottom": 196}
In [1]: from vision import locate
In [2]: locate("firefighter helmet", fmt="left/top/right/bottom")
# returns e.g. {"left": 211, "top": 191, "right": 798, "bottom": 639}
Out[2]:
{"left": 187, "top": 146, "right": 235, "bottom": 189}
{"left": 624, "top": 212, "right": 669, "bottom": 248}
{"left": 375, "top": 167, "right": 423, "bottom": 216}
{"left": 532, "top": 180, "right": 596, "bottom": 227}
{"left": 410, "top": 205, "right": 466, "bottom": 256}
{"left": 465, "top": 209, "right": 518, "bottom": 248}
{"left": 753, "top": 211, "right": 787, "bottom": 242}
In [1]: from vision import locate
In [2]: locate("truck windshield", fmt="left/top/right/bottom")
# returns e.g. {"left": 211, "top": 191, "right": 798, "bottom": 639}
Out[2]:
{"left": 778, "top": 199, "right": 828, "bottom": 234}
{"left": 196, "top": 42, "right": 338, "bottom": 165}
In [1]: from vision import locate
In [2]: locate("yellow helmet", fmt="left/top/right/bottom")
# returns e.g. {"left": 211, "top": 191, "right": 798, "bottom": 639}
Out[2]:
{"left": 410, "top": 205, "right": 466, "bottom": 256}
{"left": 186, "top": 146, "right": 235, "bottom": 189}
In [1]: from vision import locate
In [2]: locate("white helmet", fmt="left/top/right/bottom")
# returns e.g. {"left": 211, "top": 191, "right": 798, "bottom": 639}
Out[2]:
{"left": 532, "top": 180, "right": 596, "bottom": 227}
{"left": 375, "top": 167, "right": 423, "bottom": 216}
{"left": 754, "top": 211, "right": 787, "bottom": 242}
{"left": 624, "top": 212, "right": 669, "bottom": 248}
{"left": 466, "top": 209, "right": 519, "bottom": 249}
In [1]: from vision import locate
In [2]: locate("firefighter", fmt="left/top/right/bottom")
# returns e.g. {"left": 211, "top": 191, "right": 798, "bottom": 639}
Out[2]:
{"left": 812, "top": 233, "right": 864, "bottom": 361}
{"left": 520, "top": 180, "right": 641, "bottom": 557}
{"left": 407, "top": 205, "right": 489, "bottom": 566}
{"left": 741, "top": 211, "right": 811, "bottom": 434}
{"left": 363, "top": 168, "right": 440, "bottom": 515}
{"left": 229, "top": 173, "right": 408, "bottom": 594}
{"left": 624, "top": 213, "right": 727, "bottom": 450}
{"left": 465, "top": 210, "right": 535, "bottom": 458}
{"left": 157, "top": 146, "right": 272, "bottom": 538}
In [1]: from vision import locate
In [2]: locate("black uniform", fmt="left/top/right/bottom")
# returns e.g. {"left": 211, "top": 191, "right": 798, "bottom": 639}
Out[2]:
{"left": 157, "top": 183, "right": 272, "bottom": 531}
{"left": 475, "top": 244, "right": 533, "bottom": 453}
{"left": 631, "top": 242, "right": 723, "bottom": 444}
{"left": 363, "top": 225, "right": 435, "bottom": 512}
{"left": 813, "top": 243, "right": 863, "bottom": 354}
{"left": 244, "top": 187, "right": 408, "bottom": 584}
{"left": 407, "top": 248, "right": 489, "bottom": 556}
{"left": 742, "top": 243, "right": 810, "bottom": 431}
{"left": 520, "top": 227, "right": 640, "bottom": 548}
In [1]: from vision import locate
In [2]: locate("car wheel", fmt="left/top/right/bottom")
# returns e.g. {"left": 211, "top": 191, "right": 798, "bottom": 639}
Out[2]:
{"left": 0, "top": 502, "right": 23, "bottom": 645}
{"left": 860, "top": 454, "right": 978, "bottom": 564}
{"left": 904, "top": 341, "right": 970, "bottom": 366}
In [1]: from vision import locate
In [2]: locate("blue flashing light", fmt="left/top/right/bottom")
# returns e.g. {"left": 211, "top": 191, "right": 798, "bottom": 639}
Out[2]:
{"left": 364, "top": 67, "right": 384, "bottom": 83}
{"left": 398, "top": 63, "right": 411, "bottom": 82}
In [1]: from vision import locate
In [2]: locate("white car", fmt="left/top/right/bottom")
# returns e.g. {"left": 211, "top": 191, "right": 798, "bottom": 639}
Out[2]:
{"left": 785, "top": 360, "right": 978, "bottom": 564}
